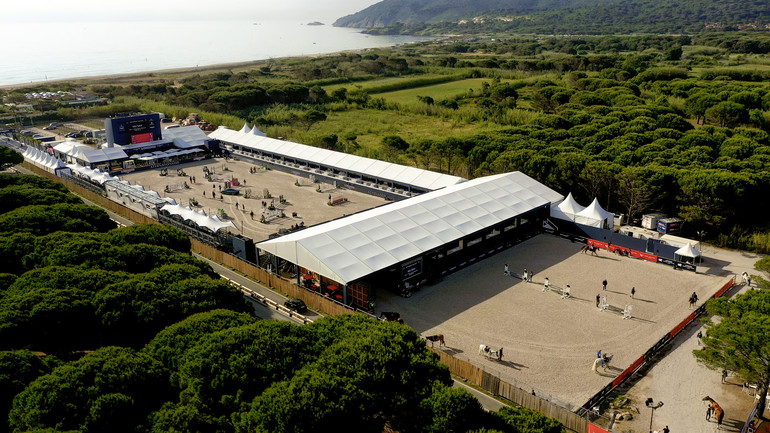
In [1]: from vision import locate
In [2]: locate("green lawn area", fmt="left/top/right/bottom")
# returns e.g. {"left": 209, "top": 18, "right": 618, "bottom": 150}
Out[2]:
{"left": 266, "top": 108, "right": 487, "bottom": 163}
{"left": 323, "top": 77, "right": 422, "bottom": 93}
{"left": 373, "top": 78, "right": 497, "bottom": 105}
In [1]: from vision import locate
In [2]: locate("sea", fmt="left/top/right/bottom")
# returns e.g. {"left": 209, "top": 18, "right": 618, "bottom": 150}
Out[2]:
{"left": 1, "top": 20, "right": 431, "bottom": 87}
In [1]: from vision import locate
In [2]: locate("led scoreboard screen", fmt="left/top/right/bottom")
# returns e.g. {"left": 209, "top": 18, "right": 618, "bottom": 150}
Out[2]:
{"left": 106, "top": 113, "right": 162, "bottom": 146}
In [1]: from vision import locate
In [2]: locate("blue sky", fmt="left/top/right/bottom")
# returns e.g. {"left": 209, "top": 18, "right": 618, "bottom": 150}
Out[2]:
{"left": 3, "top": 0, "right": 380, "bottom": 23}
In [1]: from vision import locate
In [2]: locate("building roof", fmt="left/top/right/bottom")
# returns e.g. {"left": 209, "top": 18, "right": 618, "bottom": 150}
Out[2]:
{"left": 160, "top": 203, "right": 238, "bottom": 233}
{"left": 574, "top": 198, "right": 614, "bottom": 229}
{"left": 209, "top": 126, "right": 466, "bottom": 191}
{"left": 257, "top": 171, "right": 563, "bottom": 285}
{"left": 160, "top": 125, "right": 212, "bottom": 149}
{"left": 104, "top": 180, "right": 167, "bottom": 205}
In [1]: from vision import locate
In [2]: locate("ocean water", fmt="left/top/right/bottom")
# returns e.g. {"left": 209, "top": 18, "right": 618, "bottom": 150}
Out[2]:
{"left": 2, "top": 20, "right": 430, "bottom": 86}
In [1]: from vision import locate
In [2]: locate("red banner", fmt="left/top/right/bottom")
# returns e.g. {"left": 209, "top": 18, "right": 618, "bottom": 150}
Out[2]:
{"left": 588, "top": 422, "right": 612, "bottom": 433}
{"left": 714, "top": 278, "right": 734, "bottom": 298}
{"left": 587, "top": 239, "right": 609, "bottom": 249}
{"left": 612, "top": 355, "right": 645, "bottom": 387}
{"left": 670, "top": 311, "right": 696, "bottom": 339}
{"left": 629, "top": 249, "right": 658, "bottom": 262}
{"left": 131, "top": 132, "right": 154, "bottom": 144}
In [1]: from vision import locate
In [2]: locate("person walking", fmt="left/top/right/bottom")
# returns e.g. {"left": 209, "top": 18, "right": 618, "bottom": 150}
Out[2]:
{"left": 543, "top": 277, "right": 550, "bottom": 292}
{"left": 662, "top": 426, "right": 669, "bottom": 433}
{"left": 630, "top": 287, "right": 635, "bottom": 298}
{"left": 250, "top": 210, "right": 254, "bottom": 220}
{"left": 504, "top": 263, "right": 510, "bottom": 276}
{"left": 706, "top": 404, "right": 712, "bottom": 420}
{"left": 528, "top": 270, "right": 533, "bottom": 282}
{"left": 722, "top": 370, "right": 728, "bottom": 383}
{"left": 523, "top": 268, "right": 528, "bottom": 282}
{"left": 602, "top": 279, "right": 607, "bottom": 291}
{"left": 596, "top": 294, "right": 601, "bottom": 308}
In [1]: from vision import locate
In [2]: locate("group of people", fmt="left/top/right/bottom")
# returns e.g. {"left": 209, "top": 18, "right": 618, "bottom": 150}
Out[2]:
{"left": 502, "top": 264, "right": 532, "bottom": 282}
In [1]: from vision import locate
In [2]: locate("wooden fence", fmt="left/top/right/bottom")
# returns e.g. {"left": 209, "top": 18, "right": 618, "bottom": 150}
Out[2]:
{"left": 190, "top": 239, "right": 356, "bottom": 317}
{"left": 429, "top": 348, "right": 589, "bottom": 433}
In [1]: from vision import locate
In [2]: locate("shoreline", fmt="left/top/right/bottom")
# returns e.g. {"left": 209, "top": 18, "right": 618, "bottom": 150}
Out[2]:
{"left": 0, "top": 38, "right": 441, "bottom": 91}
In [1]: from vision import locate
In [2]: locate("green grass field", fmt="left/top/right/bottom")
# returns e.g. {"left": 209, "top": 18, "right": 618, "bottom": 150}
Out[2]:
{"left": 373, "top": 78, "right": 495, "bottom": 105}
{"left": 263, "top": 108, "right": 486, "bottom": 163}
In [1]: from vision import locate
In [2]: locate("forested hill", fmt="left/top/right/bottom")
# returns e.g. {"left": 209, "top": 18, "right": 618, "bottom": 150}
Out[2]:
{"left": 335, "top": 0, "right": 770, "bottom": 34}
{"left": 333, "top": 0, "right": 595, "bottom": 28}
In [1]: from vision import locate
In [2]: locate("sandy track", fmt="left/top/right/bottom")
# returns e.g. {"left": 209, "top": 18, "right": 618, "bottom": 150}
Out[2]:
{"left": 376, "top": 235, "right": 729, "bottom": 410}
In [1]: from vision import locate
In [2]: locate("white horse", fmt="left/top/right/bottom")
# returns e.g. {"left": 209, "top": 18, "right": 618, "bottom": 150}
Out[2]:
{"left": 479, "top": 344, "right": 503, "bottom": 360}
{"left": 592, "top": 354, "right": 613, "bottom": 373}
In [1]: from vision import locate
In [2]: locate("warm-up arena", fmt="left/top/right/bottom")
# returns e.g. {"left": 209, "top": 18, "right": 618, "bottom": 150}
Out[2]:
{"left": 376, "top": 234, "right": 728, "bottom": 410}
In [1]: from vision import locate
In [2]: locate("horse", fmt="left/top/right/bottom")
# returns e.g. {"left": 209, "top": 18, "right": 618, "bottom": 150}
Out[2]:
{"left": 581, "top": 245, "right": 599, "bottom": 256}
{"left": 703, "top": 396, "right": 724, "bottom": 428}
{"left": 592, "top": 354, "right": 613, "bottom": 373}
{"left": 426, "top": 334, "right": 445, "bottom": 348}
{"left": 478, "top": 344, "right": 503, "bottom": 361}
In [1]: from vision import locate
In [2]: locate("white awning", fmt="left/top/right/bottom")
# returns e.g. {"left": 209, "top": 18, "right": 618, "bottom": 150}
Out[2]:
{"left": 257, "top": 171, "right": 563, "bottom": 285}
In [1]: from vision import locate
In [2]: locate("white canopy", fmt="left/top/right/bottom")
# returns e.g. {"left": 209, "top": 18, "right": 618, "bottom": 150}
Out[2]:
{"left": 551, "top": 192, "right": 585, "bottom": 221}
{"left": 250, "top": 125, "right": 267, "bottom": 136}
{"left": 22, "top": 146, "right": 68, "bottom": 174}
{"left": 239, "top": 123, "right": 250, "bottom": 133}
{"left": 160, "top": 203, "right": 238, "bottom": 233}
{"left": 574, "top": 198, "right": 614, "bottom": 230}
{"left": 209, "top": 126, "right": 465, "bottom": 192}
{"left": 257, "top": 171, "right": 563, "bottom": 285}
{"left": 675, "top": 242, "right": 701, "bottom": 258}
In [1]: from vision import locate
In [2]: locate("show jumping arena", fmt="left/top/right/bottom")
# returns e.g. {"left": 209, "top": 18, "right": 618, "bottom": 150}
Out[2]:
{"left": 375, "top": 234, "right": 730, "bottom": 410}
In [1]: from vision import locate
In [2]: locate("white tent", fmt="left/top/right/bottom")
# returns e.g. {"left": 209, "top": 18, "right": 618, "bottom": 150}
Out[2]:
{"left": 250, "top": 125, "right": 267, "bottom": 136}
{"left": 257, "top": 171, "right": 563, "bottom": 285}
{"left": 574, "top": 198, "right": 614, "bottom": 230}
{"left": 160, "top": 203, "right": 238, "bottom": 233}
{"left": 674, "top": 242, "right": 701, "bottom": 263}
{"left": 557, "top": 193, "right": 585, "bottom": 220}
{"left": 239, "top": 123, "right": 250, "bottom": 133}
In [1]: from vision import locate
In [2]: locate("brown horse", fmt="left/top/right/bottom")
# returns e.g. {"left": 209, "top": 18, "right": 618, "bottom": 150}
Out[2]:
{"left": 703, "top": 396, "right": 724, "bottom": 428}
{"left": 426, "top": 334, "right": 445, "bottom": 348}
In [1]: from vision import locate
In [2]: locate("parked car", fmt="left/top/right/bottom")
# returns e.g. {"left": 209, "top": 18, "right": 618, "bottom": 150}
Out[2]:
{"left": 221, "top": 188, "right": 240, "bottom": 196}
{"left": 164, "top": 124, "right": 180, "bottom": 129}
{"left": 160, "top": 117, "right": 173, "bottom": 123}
{"left": 20, "top": 130, "right": 35, "bottom": 136}
{"left": 43, "top": 122, "right": 62, "bottom": 130}
{"left": 65, "top": 130, "right": 87, "bottom": 138}
{"left": 284, "top": 299, "right": 307, "bottom": 314}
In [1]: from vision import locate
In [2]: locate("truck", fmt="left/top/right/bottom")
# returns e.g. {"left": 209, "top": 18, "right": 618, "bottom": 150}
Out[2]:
{"left": 641, "top": 213, "right": 667, "bottom": 230}
{"left": 657, "top": 217, "right": 682, "bottom": 234}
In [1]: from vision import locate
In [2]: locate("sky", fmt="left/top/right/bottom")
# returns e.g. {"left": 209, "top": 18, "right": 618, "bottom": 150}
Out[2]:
{"left": 2, "top": 0, "right": 381, "bottom": 24}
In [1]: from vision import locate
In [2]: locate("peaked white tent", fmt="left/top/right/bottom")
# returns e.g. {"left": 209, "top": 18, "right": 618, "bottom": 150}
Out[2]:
{"left": 239, "top": 123, "right": 251, "bottom": 133}
{"left": 574, "top": 198, "right": 614, "bottom": 230}
{"left": 554, "top": 193, "right": 585, "bottom": 221}
{"left": 250, "top": 125, "right": 267, "bottom": 136}
{"left": 160, "top": 203, "right": 238, "bottom": 233}
{"left": 674, "top": 242, "right": 701, "bottom": 263}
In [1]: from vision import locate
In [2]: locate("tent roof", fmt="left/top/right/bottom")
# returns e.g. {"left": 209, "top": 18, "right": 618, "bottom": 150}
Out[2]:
{"left": 161, "top": 125, "right": 211, "bottom": 149}
{"left": 557, "top": 192, "right": 585, "bottom": 216}
{"left": 209, "top": 126, "right": 466, "bottom": 191}
{"left": 257, "top": 171, "right": 563, "bottom": 285}
{"left": 250, "top": 125, "right": 267, "bottom": 136}
{"left": 160, "top": 203, "right": 238, "bottom": 233}
{"left": 675, "top": 242, "right": 701, "bottom": 257}
{"left": 576, "top": 198, "right": 613, "bottom": 221}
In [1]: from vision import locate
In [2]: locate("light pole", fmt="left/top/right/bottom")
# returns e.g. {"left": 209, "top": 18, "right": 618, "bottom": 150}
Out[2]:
{"left": 646, "top": 398, "right": 664, "bottom": 433}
